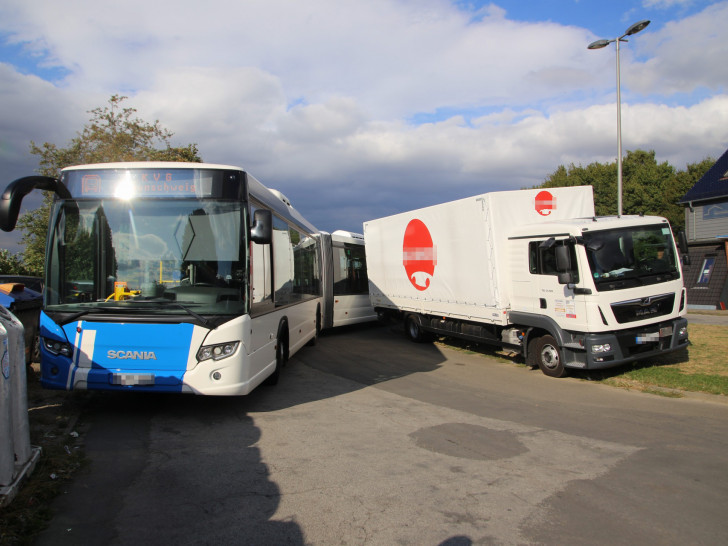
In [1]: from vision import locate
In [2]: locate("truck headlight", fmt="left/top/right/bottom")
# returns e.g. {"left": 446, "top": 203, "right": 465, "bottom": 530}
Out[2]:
{"left": 591, "top": 343, "right": 612, "bottom": 354}
{"left": 197, "top": 341, "right": 239, "bottom": 362}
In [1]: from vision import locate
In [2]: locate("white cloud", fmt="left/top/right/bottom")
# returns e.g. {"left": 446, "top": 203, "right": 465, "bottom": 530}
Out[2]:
{"left": 0, "top": 0, "right": 727, "bottom": 244}
{"left": 630, "top": 2, "right": 728, "bottom": 96}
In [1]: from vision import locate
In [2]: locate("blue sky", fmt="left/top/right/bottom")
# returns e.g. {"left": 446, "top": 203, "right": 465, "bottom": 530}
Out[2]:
{"left": 1, "top": 0, "right": 727, "bottom": 254}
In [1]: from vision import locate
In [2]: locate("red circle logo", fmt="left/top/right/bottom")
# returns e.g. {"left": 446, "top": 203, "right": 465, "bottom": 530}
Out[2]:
{"left": 535, "top": 190, "right": 556, "bottom": 216}
{"left": 403, "top": 219, "right": 436, "bottom": 291}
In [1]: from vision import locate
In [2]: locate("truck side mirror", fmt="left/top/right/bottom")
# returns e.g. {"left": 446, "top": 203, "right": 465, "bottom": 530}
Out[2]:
{"left": 677, "top": 231, "right": 691, "bottom": 266}
{"left": 555, "top": 245, "right": 571, "bottom": 273}
{"left": 555, "top": 245, "right": 574, "bottom": 285}
{"left": 250, "top": 209, "right": 272, "bottom": 244}
{"left": 557, "top": 272, "right": 573, "bottom": 285}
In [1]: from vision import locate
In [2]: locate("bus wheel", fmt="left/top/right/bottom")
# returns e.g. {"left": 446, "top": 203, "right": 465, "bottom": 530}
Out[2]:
{"left": 265, "top": 324, "right": 288, "bottom": 386}
{"left": 534, "top": 335, "right": 568, "bottom": 378}
{"left": 406, "top": 314, "right": 427, "bottom": 343}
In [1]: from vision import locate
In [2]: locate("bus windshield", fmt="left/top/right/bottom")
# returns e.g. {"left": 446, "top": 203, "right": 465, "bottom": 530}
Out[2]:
{"left": 46, "top": 198, "right": 247, "bottom": 317}
{"left": 584, "top": 223, "right": 680, "bottom": 291}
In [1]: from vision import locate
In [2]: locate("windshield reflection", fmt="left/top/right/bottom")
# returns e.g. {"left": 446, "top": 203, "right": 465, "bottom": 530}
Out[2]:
{"left": 46, "top": 199, "right": 246, "bottom": 315}
{"left": 584, "top": 224, "right": 680, "bottom": 290}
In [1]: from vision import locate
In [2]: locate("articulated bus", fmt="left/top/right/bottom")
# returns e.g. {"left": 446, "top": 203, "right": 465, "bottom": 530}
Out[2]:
{"left": 0, "top": 162, "right": 322, "bottom": 395}
{"left": 319, "top": 230, "right": 377, "bottom": 328}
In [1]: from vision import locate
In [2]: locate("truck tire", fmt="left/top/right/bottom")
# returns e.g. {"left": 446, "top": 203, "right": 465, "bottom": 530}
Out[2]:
{"left": 533, "top": 335, "right": 568, "bottom": 378}
{"left": 406, "top": 314, "right": 428, "bottom": 343}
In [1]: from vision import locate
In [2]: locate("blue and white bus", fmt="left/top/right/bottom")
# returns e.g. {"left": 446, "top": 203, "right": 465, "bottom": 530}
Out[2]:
{"left": 0, "top": 163, "right": 322, "bottom": 395}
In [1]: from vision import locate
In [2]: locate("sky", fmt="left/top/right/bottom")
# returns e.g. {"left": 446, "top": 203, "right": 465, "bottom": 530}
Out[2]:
{"left": 1, "top": 0, "right": 727, "bottom": 254}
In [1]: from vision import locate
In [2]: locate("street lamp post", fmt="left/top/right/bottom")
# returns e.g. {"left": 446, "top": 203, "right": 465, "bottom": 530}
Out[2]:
{"left": 588, "top": 19, "right": 650, "bottom": 217}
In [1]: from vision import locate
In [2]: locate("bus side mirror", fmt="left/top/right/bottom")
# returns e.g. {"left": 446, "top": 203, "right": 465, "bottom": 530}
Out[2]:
{"left": 0, "top": 176, "right": 69, "bottom": 232}
{"left": 250, "top": 209, "right": 272, "bottom": 244}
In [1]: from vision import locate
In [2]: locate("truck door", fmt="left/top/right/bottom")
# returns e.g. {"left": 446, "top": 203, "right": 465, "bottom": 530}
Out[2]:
{"left": 529, "top": 240, "right": 587, "bottom": 329}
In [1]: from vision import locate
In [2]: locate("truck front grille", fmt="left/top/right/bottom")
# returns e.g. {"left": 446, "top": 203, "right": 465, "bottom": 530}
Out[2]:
{"left": 610, "top": 293, "right": 675, "bottom": 324}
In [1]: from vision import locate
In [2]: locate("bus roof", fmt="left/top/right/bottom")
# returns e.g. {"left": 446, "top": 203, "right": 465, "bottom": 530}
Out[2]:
{"left": 61, "top": 162, "right": 319, "bottom": 235}
{"left": 61, "top": 162, "right": 243, "bottom": 172}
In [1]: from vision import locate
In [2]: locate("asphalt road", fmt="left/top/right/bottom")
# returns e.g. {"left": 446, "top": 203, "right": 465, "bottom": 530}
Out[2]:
{"left": 686, "top": 310, "right": 728, "bottom": 325}
{"left": 36, "top": 322, "right": 728, "bottom": 545}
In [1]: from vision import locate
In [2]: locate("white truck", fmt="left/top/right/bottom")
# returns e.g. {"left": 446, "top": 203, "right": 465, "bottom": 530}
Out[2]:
{"left": 363, "top": 186, "right": 690, "bottom": 377}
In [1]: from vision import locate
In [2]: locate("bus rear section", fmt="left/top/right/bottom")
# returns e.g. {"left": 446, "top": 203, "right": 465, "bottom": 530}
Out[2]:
{"left": 320, "top": 230, "right": 377, "bottom": 329}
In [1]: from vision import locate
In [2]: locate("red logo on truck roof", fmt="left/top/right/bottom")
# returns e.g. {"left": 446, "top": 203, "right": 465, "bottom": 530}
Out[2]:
{"left": 403, "top": 219, "right": 436, "bottom": 291}
{"left": 535, "top": 190, "right": 556, "bottom": 216}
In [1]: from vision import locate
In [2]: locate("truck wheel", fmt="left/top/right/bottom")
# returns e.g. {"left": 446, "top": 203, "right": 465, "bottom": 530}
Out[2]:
{"left": 406, "top": 315, "right": 427, "bottom": 343}
{"left": 534, "top": 335, "right": 568, "bottom": 378}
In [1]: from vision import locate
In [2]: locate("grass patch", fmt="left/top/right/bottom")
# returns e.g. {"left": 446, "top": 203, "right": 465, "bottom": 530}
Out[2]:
{"left": 610, "top": 365, "right": 728, "bottom": 396}
{"left": 598, "top": 324, "right": 728, "bottom": 396}
{"left": 439, "top": 323, "right": 728, "bottom": 397}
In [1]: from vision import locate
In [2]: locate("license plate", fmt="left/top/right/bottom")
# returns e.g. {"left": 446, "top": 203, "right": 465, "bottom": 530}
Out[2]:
{"left": 636, "top": 332, "right": 659, "bottom": 344}
{"left": 110, "top": 373, "right": 155, "bottom": 386}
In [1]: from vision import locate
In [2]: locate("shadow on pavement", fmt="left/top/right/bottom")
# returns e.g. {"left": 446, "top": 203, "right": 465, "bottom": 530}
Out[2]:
{"left": 249, "top": 321, "right": 448, "bottom": 412}
{"left": 35, "top": 392, "right": 305, "bottom": 545}
{"left": 34, "top": 322, "right": 446, "bottom": 545}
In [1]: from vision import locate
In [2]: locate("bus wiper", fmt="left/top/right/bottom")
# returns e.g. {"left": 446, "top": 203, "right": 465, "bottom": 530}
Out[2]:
{"left": 165, "top": 302, "right": 209, "bottom": 326}
{"left": 60, "top": 307, "right": 104, "bottom": 325}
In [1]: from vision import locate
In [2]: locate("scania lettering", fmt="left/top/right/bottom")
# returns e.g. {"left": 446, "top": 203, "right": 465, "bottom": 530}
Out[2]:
{"left": 107, "top": 350, "right": 158, "bottom": 360}
{"left": 0, "top": 163, "right": 322, "bottom": 395}
{"left": 364, "top": 186, "right": 690, "bottom": 377}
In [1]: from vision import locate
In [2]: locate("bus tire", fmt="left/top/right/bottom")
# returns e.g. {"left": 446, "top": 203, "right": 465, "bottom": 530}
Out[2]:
{"left": 533, "top": 335, "right": 568, "bottom": 378}
{"left": 406, "top": 314, "right": 428, "bottom": 343}
{"left": 265, "top": 322, "right": 289, "bottom": 386}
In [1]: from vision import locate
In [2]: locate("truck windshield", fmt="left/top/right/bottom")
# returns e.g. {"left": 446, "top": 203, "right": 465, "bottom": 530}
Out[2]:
{"left": 46, "top": 199, "right": 247, "bottom": 317}
{"left": 584, "top": 224, "right": 680, "bottom": 291}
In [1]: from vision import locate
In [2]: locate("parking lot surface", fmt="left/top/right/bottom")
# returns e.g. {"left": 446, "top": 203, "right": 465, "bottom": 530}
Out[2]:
{"left": 37, "top": 323, "right": 728, "bottom": 545}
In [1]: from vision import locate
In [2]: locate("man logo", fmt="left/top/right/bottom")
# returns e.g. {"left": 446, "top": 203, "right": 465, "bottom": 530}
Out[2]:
{"left": 403, "top": 219, "right": 436, "bottom": 291}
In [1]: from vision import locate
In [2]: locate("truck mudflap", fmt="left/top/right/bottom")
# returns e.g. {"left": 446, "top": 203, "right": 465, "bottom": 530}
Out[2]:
{"left": 566, "top": 317, "right": 689, "bottom": 370}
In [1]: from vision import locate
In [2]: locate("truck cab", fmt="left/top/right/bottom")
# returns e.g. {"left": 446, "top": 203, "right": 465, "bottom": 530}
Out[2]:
{"left": 507, "top": 216, "right": 688, "bottom": 376}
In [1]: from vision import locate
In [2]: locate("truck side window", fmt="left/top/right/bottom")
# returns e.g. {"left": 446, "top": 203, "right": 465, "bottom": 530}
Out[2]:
{"left": 529, "top": 242, "right": 579, "bottom": 283}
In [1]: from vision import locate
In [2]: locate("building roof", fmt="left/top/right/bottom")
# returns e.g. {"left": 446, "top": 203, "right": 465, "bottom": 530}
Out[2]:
{"left": 680, "top": 147, "right": 728, "bottom": 204}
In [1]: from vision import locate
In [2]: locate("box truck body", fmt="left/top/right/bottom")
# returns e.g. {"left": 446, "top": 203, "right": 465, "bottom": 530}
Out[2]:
{"left": 364, "top": 186, "right": 689, "bottom": 377}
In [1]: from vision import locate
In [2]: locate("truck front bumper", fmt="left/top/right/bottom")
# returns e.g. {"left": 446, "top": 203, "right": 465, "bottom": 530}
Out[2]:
{"left": 565, "top": 317, "right": 689, "bottom": 370}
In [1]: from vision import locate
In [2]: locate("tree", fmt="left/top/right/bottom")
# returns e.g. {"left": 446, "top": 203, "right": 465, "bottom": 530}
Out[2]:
{"left": 540, "top": 149, "right": 714, "bottom": 232}
{"left": 15, "top": 95, "right": 202, "bottom": 275}
{"left": 0, "top": 249, "right": 28, "bottom": 275}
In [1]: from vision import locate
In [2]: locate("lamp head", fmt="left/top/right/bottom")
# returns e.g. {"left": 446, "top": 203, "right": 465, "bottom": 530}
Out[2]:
{"left": 625, "top": 20, "right": 650, "bottom": 36}
{"left": 587, "top": 39, "right": 610, "bottom": 50}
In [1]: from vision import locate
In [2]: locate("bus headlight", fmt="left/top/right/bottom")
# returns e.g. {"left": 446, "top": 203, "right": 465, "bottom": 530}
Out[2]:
{"left": 591, "top": 343, "right": 612, "bottom": 354}
{"left": 197, "top": 341, "right": 239, "bottom": 362}
{"left": 42, "top": 337, "right": 73, "bottom": 357}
